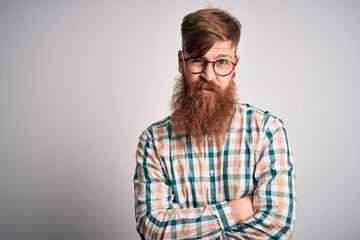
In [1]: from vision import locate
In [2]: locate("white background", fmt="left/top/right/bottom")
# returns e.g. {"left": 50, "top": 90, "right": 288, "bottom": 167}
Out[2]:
{"left": 1, "top": 1, "right": 359, "bottom": 239}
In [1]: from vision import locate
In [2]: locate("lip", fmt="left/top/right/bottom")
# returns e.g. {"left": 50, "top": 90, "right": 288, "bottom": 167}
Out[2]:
{"left": 200, "top": 88, "right": 214, "bottom": 94}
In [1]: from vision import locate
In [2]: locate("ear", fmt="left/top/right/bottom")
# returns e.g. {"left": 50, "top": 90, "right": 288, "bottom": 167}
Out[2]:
{"left": 178, "top": 50, "right": 183, "bottom": 73}
{"left": 233, "top": 55, "right": 240, "bottom": 74}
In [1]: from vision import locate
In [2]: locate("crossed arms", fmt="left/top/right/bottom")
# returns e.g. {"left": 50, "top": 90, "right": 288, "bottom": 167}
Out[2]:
{"left": 134, "top": 117, "right": 296, "bottom": 239}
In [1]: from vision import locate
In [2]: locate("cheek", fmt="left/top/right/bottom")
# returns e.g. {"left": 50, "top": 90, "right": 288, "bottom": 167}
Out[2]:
{"left": 219, "top": 78, "right": 232, "bottom": 90}
{"left": 184, "top": 72, "right": 198, "bottom": 84}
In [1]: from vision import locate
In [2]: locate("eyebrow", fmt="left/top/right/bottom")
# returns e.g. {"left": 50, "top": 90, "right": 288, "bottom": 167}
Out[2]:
{"left": 191, "top": 54, "right": 234, "bottom": 60}
{"left": 213, "top": 54, "right": 233, "bottom": 59}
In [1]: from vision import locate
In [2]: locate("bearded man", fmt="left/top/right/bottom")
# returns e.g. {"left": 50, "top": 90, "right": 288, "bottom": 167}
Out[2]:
{"left": 134, "top": 8, "right": 296, "bottom": 240}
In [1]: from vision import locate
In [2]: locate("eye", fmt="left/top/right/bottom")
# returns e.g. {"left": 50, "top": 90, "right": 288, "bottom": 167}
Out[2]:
{"left": 190, "top": 58, "right": 204, "bottom": 63}
{"left": 189, "top": 58, "right": 206, "bottom": 66}
{"left": 216, "top": 59, "right": 229, "bottom": 65}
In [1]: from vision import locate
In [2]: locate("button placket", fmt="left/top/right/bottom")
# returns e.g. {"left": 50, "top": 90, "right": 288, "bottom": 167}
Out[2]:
{"left": 204, "top": 135, "right": 217, "bottom": 204}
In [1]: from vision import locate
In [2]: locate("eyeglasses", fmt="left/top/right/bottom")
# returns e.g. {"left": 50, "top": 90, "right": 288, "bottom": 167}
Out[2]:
{"left": 182, "top": 52, "right": 237, "bottom": 77}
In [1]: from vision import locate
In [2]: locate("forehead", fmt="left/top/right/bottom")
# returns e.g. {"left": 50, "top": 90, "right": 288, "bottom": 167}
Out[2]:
{"left": 203, "top": 40, "right": 236, "bottom": 58}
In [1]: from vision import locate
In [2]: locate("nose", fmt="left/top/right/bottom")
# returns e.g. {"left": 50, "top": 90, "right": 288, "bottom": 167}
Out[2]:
{"left": 200, "top": 63, "right": 216, "bottom": 82}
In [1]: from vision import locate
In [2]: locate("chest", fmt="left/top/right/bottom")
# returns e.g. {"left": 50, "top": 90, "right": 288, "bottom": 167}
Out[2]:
{"left": 158, "top": 134, "right": 259, "bottom": 206}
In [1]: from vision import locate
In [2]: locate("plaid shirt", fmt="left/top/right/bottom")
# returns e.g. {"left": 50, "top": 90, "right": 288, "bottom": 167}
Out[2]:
{"left": 134, "top": 103, "right": 296, "bottom": 239}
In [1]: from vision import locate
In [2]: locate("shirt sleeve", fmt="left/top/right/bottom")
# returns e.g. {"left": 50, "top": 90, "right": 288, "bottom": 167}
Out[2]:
{"left": 226, "top": 118, "right": 297, "bottom": 239}
{"left": 134, "top": 130, "right": 238, "bottom": 239}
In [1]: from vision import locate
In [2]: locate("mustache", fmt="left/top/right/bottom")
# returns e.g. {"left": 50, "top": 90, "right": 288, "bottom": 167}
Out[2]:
{"left": 194, "top": 81, "right": 221, "bottom": 93}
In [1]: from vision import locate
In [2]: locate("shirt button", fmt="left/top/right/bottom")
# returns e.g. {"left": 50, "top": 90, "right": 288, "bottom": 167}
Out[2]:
{"left": 210, "top": 169, "right": 215, "bottom": 176}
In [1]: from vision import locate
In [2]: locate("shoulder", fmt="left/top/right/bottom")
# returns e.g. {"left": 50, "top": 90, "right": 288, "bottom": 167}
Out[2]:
{"left": 236, "top": 103, "right": 285, "bottom": 131}
{"left": 138, "top": 116, "right": 173, "bottom": 142}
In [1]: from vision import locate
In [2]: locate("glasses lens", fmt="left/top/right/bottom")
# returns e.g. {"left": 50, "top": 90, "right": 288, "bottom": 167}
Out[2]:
{"left": 186, "top": 59, "right": 205, "bottom": 74}
{"left": 214, "top": 60, "right": 234, "bottom": 76}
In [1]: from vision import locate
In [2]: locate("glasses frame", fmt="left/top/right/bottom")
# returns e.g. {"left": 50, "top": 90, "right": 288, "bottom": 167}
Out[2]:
{"left": 182, "top": 52, "right": 238, "bottom": 77}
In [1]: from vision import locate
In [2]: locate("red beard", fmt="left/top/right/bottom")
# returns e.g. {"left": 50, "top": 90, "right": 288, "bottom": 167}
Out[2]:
{"left": 171, "top": 75, "right": 237, "bottom": 148}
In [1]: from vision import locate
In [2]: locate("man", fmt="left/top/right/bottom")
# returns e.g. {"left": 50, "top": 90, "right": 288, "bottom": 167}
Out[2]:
{"left": 134, "top": 8, "right": 296, "bottom": 239}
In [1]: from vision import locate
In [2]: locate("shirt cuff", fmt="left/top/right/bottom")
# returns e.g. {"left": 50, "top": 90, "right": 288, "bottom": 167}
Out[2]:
{"left": 213, "top": 201, "right": 237, "bottom": 232}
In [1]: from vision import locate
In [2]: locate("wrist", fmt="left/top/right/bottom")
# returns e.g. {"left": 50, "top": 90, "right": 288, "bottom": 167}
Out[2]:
{"left": 229, "top": 196, "right": 254, "bottom": 223}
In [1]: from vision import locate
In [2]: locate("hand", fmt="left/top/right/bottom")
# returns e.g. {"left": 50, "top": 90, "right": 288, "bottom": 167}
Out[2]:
{"left": 228, "top": 195, "right": 255, "bottom": 223}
